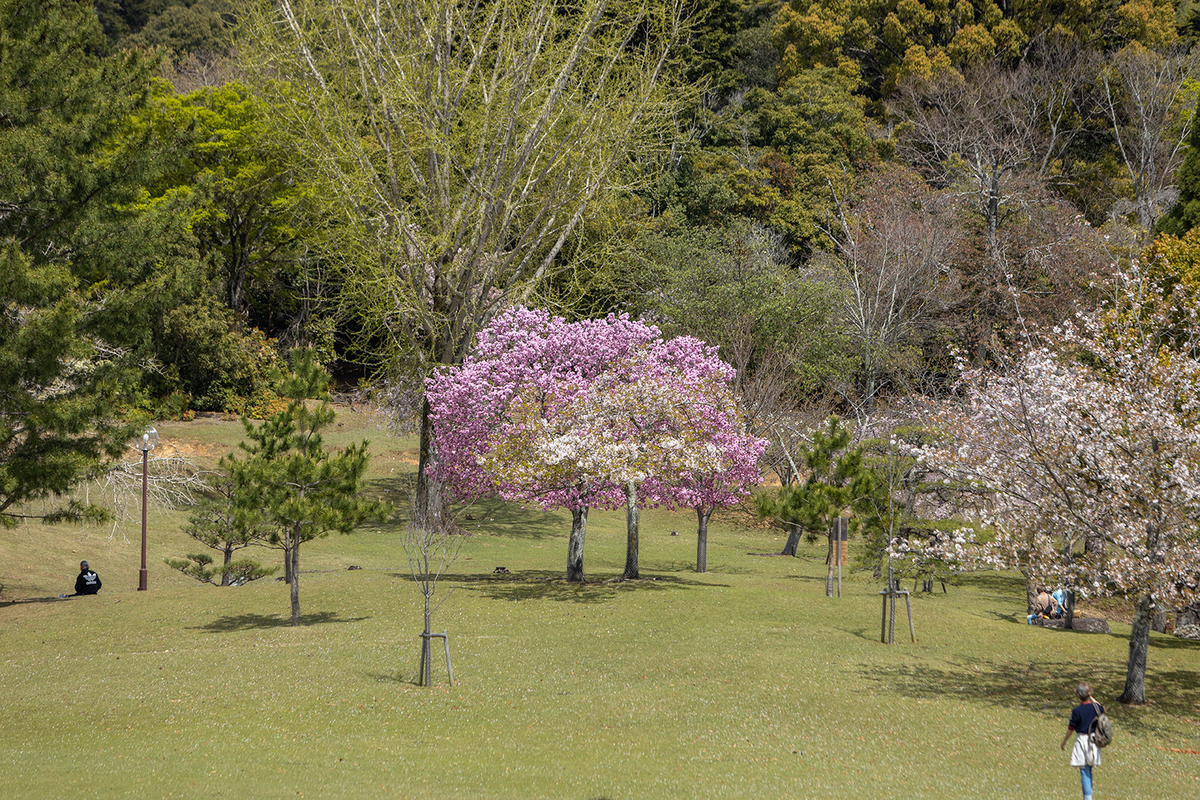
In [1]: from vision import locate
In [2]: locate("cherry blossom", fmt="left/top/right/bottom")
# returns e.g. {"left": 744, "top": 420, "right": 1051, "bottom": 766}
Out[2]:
{"left": 898, "top": 269, "right": 1200, "bottom": 703}
{"left": 426, "top": 307, "right": 766, "bottom": 580}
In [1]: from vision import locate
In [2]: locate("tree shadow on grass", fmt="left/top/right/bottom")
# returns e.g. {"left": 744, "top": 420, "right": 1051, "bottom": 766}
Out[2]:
{"left": 1145, "top": 633, "right": 1200, "bottom": 650}
{"left": 456, "top": 499, "right": 570, "bottom": 540}
{"left": 190, "top": 610, "right": 369, "bottom": 632}
{"left": 781, "top": 574, "right": 832, "bottom": 584}
{"left": 366, "top": 670, "right": 421, "bottom": 685}
{"left": 951, "top": 571, "right": 1027, "bottom": 604}
{"left": 978, "top": 609, "right": 1025, "bottom": 625}
{"left": 0, "top": 595, "right": 72, "bottom": 608}
{"left": 389, "top": 569, "right": 727, "bottom": 604}
{"left": 845, "top": 626, "right": 885, "bottom": 644}
{"left": 366, "top": 496, "right": 568, "bottom": 541}
{"left": 858, "top": 657, "right": 1200, "bottom": 737}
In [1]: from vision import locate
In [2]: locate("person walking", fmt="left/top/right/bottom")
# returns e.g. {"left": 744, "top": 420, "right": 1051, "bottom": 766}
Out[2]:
{"left": 1060, "top": 682, "right": 1103, "bottom": 800}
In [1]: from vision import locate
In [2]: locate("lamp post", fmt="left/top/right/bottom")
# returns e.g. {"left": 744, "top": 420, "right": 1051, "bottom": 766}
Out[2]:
{"left": 135, "top": 427, "right": 158, "bottom": 591}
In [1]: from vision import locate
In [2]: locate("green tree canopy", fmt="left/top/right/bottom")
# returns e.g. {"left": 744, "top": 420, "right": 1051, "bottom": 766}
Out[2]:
{"left": 0, "top": 0, "right": 158, "bottom": 524}
{"left": 239, "top": 0, "right": 691, "bottom": 532}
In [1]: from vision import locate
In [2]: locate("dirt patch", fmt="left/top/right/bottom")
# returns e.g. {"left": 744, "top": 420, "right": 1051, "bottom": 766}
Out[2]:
{"left": 1077, "top": 597, "right": 1139, "bottom": 626}
{"left": 381, "top": 450, "right": 420, "bottom": 466}
{"left": 146, "top": 441, "right": 228, "bottom": 462}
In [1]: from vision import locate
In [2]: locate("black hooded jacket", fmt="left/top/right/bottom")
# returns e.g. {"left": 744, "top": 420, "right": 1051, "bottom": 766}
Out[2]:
{"left": 75, "top": 569, "right": 101, "bottom": 595}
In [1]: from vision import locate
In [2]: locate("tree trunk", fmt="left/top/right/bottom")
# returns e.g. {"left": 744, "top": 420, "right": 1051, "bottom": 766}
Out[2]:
{"left": 1177, "top": 601, "right": 1200, "bottom": 629}
{"left": 1118, "top": 594, "right": 1153, "bottom": 704}
{"left": 886, "top": 555, "right": 896, "bottom": 644}
{"left": 1151, "top": 605, "right": 1168, "bottom": 633}
{"left": 283, "top": 540, "right": 294, "bottom": 584}
{"left": 623, "top": 481, "right": 639, "bottom": 580}
{"left": 695, "top": 506, "right": 712, "bottom": 573}
{"left": 1063, "top": 587, "right": 1076, "bottom": 630}
{"left": 781, "top": 524, "right": 802, "bottom": 556}
{"left": 420, "top": 593, "right": 433, "bottom": 686}
{"left": 567, "top": 505, "right": 588, "bottom": 583}
{"left": 861, "top": 353, "right": 877, "bottom": 416}
{"left": 228, "top": 237, "right": 250, "bottom": 314}
{"left": 289, "top": 528, "right": 301, "bottom": 626}
{"left": 986, "top": 166, "right": 1000, "bottom": 265}
{"left": 825, "top": 533, "right": 835, "bottom": 597}
{"left": 1024, "top": 572, "right": 1037, "bottom": 614}
{"left": 415, "top": 397, "right": 452, "bottom": 535}
{"left": 221, "top": 542, "right": 233, "bottom": 587}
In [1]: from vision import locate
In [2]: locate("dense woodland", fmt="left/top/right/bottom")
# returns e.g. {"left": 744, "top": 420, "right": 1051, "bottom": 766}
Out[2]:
{"left": 5, "top": 0, "right": 1200, "bottom": 701}
{"left": 6, "top": 1, "right": 1200, "bottom": 416}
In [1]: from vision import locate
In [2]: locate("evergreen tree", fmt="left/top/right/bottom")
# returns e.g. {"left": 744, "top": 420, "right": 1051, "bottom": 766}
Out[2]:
{"left": 756, "top": 416, "right": 876, "bottom": 594}
{"left": 1157, "top": 118, "right": 1200, "bottom": 237}
{"left": 0, "top": 0, "right": 157, "bottom": 525}
{"left": 167, "top": 470, "right": 275, "bottom": 586}
{"left": 227, "top": 348, "right": 387, "bottom": 626}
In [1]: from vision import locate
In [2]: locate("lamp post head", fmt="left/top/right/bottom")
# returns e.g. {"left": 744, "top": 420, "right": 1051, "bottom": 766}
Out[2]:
{"left": 136, "top": 426, "right": 158, "bottom": 453}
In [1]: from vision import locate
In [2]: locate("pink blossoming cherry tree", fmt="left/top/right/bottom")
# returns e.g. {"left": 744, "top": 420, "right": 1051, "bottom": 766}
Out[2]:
{"left": 426, "top": 307, "right": 765, "bottom": 581}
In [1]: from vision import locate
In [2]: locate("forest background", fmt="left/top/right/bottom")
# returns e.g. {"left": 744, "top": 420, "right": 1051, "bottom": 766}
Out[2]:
{"left": 9, "top": 0, "right": 1200, "bottom": 420}
{"left": 8, "top": 4, "right": 1200, "bottom": 587}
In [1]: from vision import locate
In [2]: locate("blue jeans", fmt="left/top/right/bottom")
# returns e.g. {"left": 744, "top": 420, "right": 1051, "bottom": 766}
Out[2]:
{"left": 1079, "top": 765, "right": 1094, "bottom": 798}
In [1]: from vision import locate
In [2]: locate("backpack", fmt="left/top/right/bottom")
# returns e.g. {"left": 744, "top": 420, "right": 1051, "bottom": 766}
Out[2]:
{"left": 1088, "top": 706, "right": 1113, "bottom": 748}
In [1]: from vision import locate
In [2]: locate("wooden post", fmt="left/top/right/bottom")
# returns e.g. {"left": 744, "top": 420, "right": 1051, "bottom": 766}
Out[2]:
{"left": 418, "top": 636, "right": 429, "bottom": 685}
{"left": 836, "top": 534, "right": 842, "bottom": 597}
{"left": 834, "top": 518, "right": 847, "bottom": 598}
{"left": 880, "top": 591, "right": 888, "bottom": 643}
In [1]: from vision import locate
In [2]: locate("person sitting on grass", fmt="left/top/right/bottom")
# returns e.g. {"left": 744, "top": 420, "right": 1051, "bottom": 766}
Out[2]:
{"left": 1034, "top": 588, "right": 1057, "bottom": 618}
{"left": 72, "top": 561, "right": 101, "bottom": 596}
{"left": 1052, "top": 587, "right": 1066, "bottom": 618}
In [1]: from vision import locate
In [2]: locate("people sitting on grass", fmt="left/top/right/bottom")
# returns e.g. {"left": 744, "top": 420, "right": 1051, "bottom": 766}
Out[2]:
{"left": 1035, "top": 587, "right": 1058, "bottom": 619}
{"left": 72, "top": 561, "right": 101, "bottom": 596}
{"left": 1052, "top": 587, "right": 1067, "bottom": 618}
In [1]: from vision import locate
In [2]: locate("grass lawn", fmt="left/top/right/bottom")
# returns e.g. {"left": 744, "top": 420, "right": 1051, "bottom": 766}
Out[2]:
{"left": 2, "top": 409, "right": 1198, "bottom": 798}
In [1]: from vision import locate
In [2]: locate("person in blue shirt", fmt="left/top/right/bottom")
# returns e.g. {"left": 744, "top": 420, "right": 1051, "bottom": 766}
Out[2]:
{"left": 1052, "top": 587, "right": 1066, "bottom": 618}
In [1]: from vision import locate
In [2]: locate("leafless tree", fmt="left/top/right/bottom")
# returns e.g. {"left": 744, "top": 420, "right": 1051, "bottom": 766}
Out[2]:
{"left": 404, "top": 518, "right": 461, "bottom": 686}
{"left": 80, "top": 447, "right": 212, "bottom": 538}
{"left": 1100, "top": 43, "right": 1200, "bottom": 237}
{"left": 890, "top": 54, "right": 1092, "bottom": 269}
{"left": 823, "top": 166, "right": 960, "bottom": 416}
{"left": 887, "top": 53, "right": 1110, "bottom": 360}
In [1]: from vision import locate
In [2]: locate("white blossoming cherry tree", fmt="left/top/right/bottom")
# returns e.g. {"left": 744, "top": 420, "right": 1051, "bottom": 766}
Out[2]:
{"left": 900, "top": 269, "right": 1200, "bottom": 704}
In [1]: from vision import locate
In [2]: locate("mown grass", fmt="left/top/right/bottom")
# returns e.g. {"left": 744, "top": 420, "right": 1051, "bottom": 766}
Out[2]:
{"left": 2, "top": 410, "right": 1198, "bottom": 799}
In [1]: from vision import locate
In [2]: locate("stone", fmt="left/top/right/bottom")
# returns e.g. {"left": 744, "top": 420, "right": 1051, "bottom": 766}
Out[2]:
{"left": 1174, "top": 623, "right": 1200, "bottom": 641}
{"left": 1032, "top": 616, "right": 1111, "bottom": 634}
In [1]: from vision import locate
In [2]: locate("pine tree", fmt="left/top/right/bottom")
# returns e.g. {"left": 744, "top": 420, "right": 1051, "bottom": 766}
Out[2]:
{"left": 1157, "top": 119, "right": 1200, "bottom": 237}
{"left": 0, "top": 0, "right": 157, "bottom": 525}
{"left": 167, "top": 470, "right": 275, "bottom": 586}
{"left": 227, "top": 348, "right": 387, "bottom": 625}
{"left": 756, "top": 417, "right": 876, "bottom": 594}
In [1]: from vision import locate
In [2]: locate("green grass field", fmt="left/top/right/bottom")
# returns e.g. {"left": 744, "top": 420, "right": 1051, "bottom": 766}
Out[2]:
{"left": 2, "top": 409, "right": 1198, "bottom": 798}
